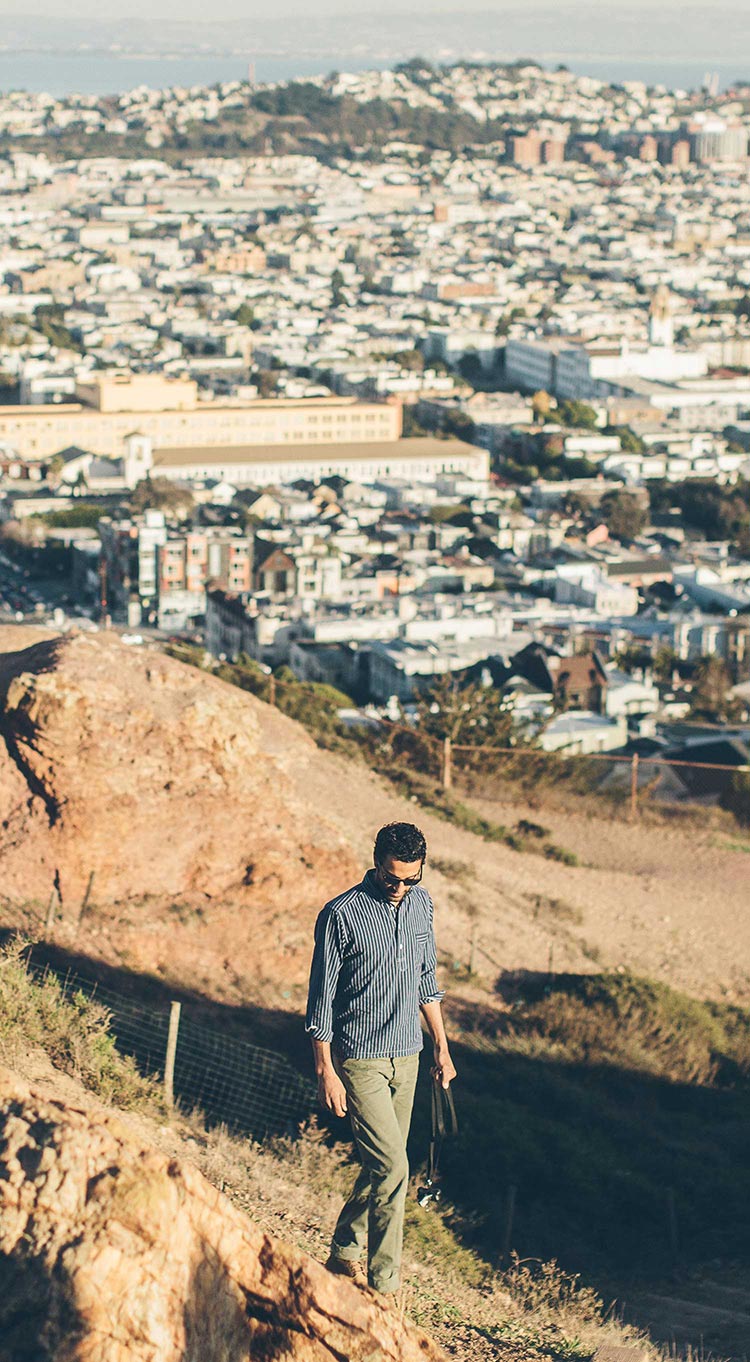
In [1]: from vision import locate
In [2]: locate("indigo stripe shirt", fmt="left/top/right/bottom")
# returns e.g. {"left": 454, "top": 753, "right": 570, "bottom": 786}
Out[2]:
{"left": 305, "top": 868, "right": 444, "bottom": 1060}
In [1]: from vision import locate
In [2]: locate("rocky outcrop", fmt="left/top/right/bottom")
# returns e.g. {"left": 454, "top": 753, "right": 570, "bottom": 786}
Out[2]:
{"left": 0, "top": 630, "right": 360, "bottom": 1002}
{"left": 0, "top": 1065, "right": 445, "bottom": 1362}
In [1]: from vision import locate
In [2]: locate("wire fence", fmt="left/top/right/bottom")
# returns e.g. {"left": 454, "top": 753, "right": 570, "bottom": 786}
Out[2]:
{"left": 166, "top": 646, "right": 750, "bottom": 825}
{"left": 372, "top": 720, "right": 750, "bottom": 824}
{"left": 27, "top": 954, "right": 317, "bottom": 1140}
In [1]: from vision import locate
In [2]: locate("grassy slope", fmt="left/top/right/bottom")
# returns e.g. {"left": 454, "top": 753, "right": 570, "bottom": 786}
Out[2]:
{"left": 4, "top": 943, "right": 750, "bottom": 1360}
{"left": 2, "top": 639, "right": 749, "bottom": 1355}
{"left": 0, "top": 941, "right": 660, "bottom": 1362}
{"left": 437, "top": 973, "right": 750, "bottom": 1276}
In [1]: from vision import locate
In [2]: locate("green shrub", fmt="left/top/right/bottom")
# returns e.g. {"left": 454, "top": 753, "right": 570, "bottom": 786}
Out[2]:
{"left": 720, "top": 768, "right": 750, "bottom": 825}
{"left": 543, "top": 843, "right": 579, "bottom": 866}
{"left": 495, "top": 970, "right": 750, "bottom": 1087}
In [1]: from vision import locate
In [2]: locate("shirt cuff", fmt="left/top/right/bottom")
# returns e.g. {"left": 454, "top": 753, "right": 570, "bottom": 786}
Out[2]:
{"left": 305, "top": 1022, "right": 334, "bottom": 1041}
{"left": 419, "top": 991, "right": 445, "bottom": 1005}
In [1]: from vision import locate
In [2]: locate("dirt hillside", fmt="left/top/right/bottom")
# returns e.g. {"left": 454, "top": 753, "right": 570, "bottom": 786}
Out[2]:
{"left": 0, "top": 624, "right": 746, "bottom": 1011}
{"left": 0, "top": 628, "right": 358, "bottom": 1001}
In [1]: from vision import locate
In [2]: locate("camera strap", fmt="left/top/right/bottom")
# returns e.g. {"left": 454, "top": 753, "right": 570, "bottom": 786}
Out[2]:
{"left": 427, "top": 1075, "right": 458, "bottom": 1183}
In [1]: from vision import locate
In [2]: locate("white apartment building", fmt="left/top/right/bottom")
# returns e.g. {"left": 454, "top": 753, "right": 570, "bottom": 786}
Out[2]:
{"left": 554, "top": 564, "right": 639, "bottom": 616}
{"left": 506, "top": 335, "right": 707, "bottom": 402}
{"left": 367, "top": 634, "right": 513, "bottom": 703}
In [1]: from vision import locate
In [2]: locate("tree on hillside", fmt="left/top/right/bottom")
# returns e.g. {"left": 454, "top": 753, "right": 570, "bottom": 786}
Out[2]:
{"left": 46, "top": 453, "right": 65, "bottom": 486}
{"left": 648, "top": 478, "right": 750, "bottom": 546}
{"left": 331, "top": 268, "right": 346, "bottom": 307}
{"left": 417, "top": 673, "right": 515, "bottom": 747}
{"left": 129, "top": 477, "right": 195, "bottom": 519}
{"left": 600, "top": 490, "right": 648, "bottom": 542}
{"left": 557, "top": 399, "right": 598, "bottom": 429}
{"left": 653, "top": 645, "right": 678, "bottom": 685}
{"left": 615, "top": 643, "right": 652, "bottom": 674}
{"left": 392, "top": 347, "right": 425, "bottom": 372}
{"left": 605, "top": 423, "right": 645, "bottom": 454}
{"left": 531, "top": 390, "right": 552, "bottom": 423}
{"left": 689, "top": 655, "right": 739, "bottom": 722}
{"left": 442, "top": 409, "right": 476, "bottom": 443}
{"left": 255, "top": 370, "right": 279, "bottom": 398}
{"left": 457, "top": 352, "right": 483, "bottom": 385}
{"left": 401, "top": 407, "right": 432, "bottom": 438}
{"left": 561, "top": 490, "right": 590, "bottom": 519}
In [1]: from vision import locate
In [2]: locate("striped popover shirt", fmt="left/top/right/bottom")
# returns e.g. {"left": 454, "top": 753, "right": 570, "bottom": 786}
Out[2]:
{"left": 305, "top": 868, "right": 444, "bottom": 1060}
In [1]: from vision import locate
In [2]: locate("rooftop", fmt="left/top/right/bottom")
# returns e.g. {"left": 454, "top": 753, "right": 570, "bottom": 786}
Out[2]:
{"left": 153, "top": 437, "right": 483, "bottom": 468}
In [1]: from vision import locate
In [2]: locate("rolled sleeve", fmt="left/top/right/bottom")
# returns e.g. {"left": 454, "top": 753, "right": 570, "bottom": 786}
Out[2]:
{"left": 418, "top": 894, "right": 444, "bottom": 1005}
{"left": 305, "top": 905, "right": 346, "bottom": 1042}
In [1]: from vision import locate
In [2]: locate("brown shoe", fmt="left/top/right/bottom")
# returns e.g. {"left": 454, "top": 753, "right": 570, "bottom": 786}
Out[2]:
{"left": 325, "top": 1255, "right": 367, "bottom": 1287}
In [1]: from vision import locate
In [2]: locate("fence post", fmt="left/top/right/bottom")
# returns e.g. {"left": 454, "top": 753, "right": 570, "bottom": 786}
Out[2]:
{"left": 501, "top": 1184, "right": 517, "bottom": 1264}
{"left": 44, "top": 885, "right": 59, "bottom": 935}
{"left": 666, "top": 1186, "right": 679, "bottom": 1263}
{"left": 630, "top": 752, "right": 640, "bottom": 821}
{"left": 469, "top": 924, "right": 478, "bottom": 976}
{"left": 164, "top": 1001, "right": 181, "bottom": 1108}
{"left": 76, "top": 871, "right": 95, "bottom": 930}
{"left": 442, "top": 736, "right": 452, "bottom": 791}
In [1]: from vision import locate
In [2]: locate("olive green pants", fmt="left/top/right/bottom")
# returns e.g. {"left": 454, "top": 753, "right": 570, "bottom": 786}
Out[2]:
{"left": 330, "top": 1053, "right": 420, "bottom": 1293}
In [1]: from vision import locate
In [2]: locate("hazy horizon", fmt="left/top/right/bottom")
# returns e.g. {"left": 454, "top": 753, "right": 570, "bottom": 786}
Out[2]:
{"left": 0, "top": 0, "right": 727, "bottom": 14}
{"left": 0, "top": 2, "right": 749, "bottom": 97}
{"left": 0, "top": 2, "right": 748, "bottom": 61}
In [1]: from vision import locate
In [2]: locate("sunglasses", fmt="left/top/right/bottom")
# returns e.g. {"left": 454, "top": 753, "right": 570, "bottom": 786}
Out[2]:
{"left": 376, "top": 862, "right": 423, "bottom": 890}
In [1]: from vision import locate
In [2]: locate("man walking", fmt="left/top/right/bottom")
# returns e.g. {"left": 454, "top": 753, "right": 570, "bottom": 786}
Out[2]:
{"left": 305, "top": 821, "right": 456, "bottom": 1295}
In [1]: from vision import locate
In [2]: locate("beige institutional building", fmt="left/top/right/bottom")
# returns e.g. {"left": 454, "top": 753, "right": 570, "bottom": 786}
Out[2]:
{"left": 149, "top": 436, "right": 489, "bottom": 486}
{"left": 0, "top": 372, "right": 401, "bottom": 462}
{"left": 1, "top": 372, "right": 490, "bottom": 489}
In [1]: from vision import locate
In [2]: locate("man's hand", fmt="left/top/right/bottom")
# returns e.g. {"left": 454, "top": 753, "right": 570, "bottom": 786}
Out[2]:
{"left": 317, "top": 1068, "right": 348, "bottom": 1118}
{"left": 431, "top": 1047, "right": 457, "bottom": 1090}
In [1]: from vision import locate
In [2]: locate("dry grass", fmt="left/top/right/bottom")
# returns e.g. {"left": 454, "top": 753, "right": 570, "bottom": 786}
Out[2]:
{"left": 0, "top": 939, "right": 165, "bottom": 1115}
{"left": 0, "top": 941, "right": 731, "bottom": 1361}
{"left": 173, "top": 1114, "right": 660, "bottom": 1362}
{"left": 524, "top": 894, "right": 584, "bottom": 927}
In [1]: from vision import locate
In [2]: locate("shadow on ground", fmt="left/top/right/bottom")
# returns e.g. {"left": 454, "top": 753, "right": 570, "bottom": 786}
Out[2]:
{"left": 4, "top": 930, "right": 749, "bottom": 1361}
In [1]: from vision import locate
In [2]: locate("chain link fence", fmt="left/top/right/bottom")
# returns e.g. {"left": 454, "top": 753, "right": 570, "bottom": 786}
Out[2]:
{"left": 28, "top": 955, "right": 316, "bottom": 1139}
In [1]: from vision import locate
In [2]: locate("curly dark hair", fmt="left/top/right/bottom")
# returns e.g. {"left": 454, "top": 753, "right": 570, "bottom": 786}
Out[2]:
{"left": 374, "top": 822, "right": 427, "bottom": 866}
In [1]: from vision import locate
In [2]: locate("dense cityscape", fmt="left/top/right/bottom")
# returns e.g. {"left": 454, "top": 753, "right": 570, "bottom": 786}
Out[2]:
{"left": 3, "top": 44, "right": 750, "bottom": 1362}
{"left": 3, "top": 58, "right": 750, "bottom": 764}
